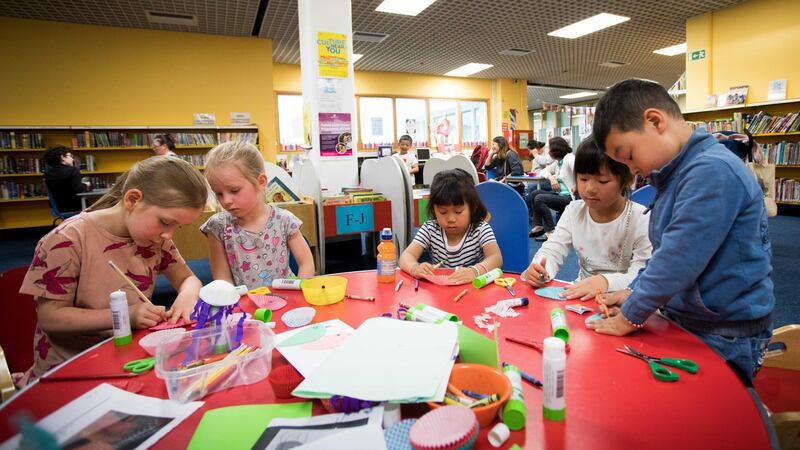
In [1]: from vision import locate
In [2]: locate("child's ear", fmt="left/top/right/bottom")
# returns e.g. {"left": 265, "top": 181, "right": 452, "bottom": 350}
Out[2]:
{"left": 122, "top": 189, "right": 143, "bottom": 211}
{"left": 257, "top": 173, "right": 268, "bottom": 188}
{"left": 643, "top": 108, "right": 668, "bottom": 134}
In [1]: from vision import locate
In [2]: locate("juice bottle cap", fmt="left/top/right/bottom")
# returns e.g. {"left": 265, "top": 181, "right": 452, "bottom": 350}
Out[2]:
{"left": 380, "top": 227, "right": 393, "bottom": 240}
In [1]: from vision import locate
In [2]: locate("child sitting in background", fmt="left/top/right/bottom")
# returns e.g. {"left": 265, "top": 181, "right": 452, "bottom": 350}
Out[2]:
{"left": 521, "top": 137, "right": 652, "bottom": 300}
{"left": 202, "top": 141, "right": 314, "bottom": 289}
{"left": 399, "top": 169, "right": 502, "bottom": 284}
{"left": 588, "top": 79, "right": 774, "bottom": 385}
{"left": 19, "top": 156, "right": 208, "bottom": 385}
{"left": 527, "top": 137, "right": 576, "bottom": 241}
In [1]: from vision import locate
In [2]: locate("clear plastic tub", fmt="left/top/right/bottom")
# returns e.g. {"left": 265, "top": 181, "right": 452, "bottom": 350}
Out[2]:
{"left": 154, "top": 320, "right": 274, "bottom": 402}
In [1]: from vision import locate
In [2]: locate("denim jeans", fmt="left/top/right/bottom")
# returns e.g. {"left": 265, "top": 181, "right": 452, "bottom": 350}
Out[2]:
{"left": 691, "top": 328, "right": 772, "bottom": 386}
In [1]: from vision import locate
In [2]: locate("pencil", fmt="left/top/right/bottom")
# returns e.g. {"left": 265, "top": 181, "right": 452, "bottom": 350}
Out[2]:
{"left": 453, "top": 288, "right": 469, "bottom": 302}
{"left": 395, "top": 280, "right": 404, "bottom": 291}
{"left": 346, "top": 294, "right": 375, "bottom": 302}
{"left": 414, "top": 279, "right": 419, "bottom": 291}
{"left": 433, "top": 260, "right": 447, "bottom": 269}
{"left": 40, "top": 373, "right": 139, "bottom": 382}
{"left": 596, "top": 290, "right": 610, "bottom": 317}
{"left": 108, "top": 260, "right": 151, "bottom": 304}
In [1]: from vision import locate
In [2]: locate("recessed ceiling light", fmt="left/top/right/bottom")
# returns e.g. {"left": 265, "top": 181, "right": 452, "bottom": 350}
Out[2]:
{"left": 653, "top": 43, "right": 687, "bottom": 56}
{"left": 444, "top": 63, "right": 493, "bottom": 77}
{"left": 353, "top": 54, "right": 363, "bottom": 63}
{"left": 560, "top": 91, "right": 598, "bottom": 99}
{"left": 598, "top": 61, "right": 629, "bottom": 68}
{"left": 145, "top": 10, "right": 198, "bottom": 26}
{"left": 499, "top": 48, "right": 534, "bottom": 57}
{"left": 375, "top": 0, "right": 437, "bottom": 16}
{"left": 548, "top": 13, "right": 630, "bottom": 39}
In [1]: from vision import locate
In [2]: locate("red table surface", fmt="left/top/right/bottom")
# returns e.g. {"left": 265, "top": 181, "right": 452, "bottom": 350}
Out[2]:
{"left": 0, "top": 271, "right": 772, "bottom": 449}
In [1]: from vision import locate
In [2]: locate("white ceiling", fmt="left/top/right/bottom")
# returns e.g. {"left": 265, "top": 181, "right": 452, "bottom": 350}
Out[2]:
{"left": 0, "top": 0, "right": 743, "bottom": 108}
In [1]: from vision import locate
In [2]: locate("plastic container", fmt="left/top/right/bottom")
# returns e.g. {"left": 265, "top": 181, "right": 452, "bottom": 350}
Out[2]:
{"left": 427, "top": 363, "right": 512, "bottom": 428}
{"left": 300, "top": 276, "right": 347, "bottom": 306}
{"left": 472, "top": 268, "right": 502, "bottom": 289}
{"left": 377, "top": 228, "right": 397, "bottom": 283}
{"left": 542, "top": 337, "right": 567, "bottom": 421}
{"left": 154, "top": 320, "right": 274, "bottom": 403}
{"left": 109, "top": 290, "right": 132, "bottom": 346}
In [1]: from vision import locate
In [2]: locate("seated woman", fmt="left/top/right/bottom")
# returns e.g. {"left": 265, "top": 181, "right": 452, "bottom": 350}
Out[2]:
{"left": 527, "top": 137, "right": 575, "bottom": 241}
{"left": 43, "top": 146, "right": 87, "bottom": 213}
{"left": 483, "top": 136, "right": 524, "bottom": 195}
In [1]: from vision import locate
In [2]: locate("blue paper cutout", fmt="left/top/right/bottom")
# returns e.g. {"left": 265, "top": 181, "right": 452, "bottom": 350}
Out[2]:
{"left": 535, "top": 286, "right": 566, "bottom": 300}
{"left": 584, "top": 313, "right": 603, "bottom": 328}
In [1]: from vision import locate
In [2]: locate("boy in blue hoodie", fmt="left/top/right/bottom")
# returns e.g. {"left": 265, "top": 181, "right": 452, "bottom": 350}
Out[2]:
{"left": 588, "top": 79, "right": 774, "bottom": 385}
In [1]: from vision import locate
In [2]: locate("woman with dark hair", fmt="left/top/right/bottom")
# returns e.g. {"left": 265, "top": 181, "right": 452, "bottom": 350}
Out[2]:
{"left": 527, "top": 137, "right": 576, "bottom": 241}
{"left": 483, "top": 136, "right": 524, "bottom": 194}
{"left": 152, "top": 134, "right": 177, "bottom": 156}
{"left": 43, "top": 146, "right": 87, "bottom": 213}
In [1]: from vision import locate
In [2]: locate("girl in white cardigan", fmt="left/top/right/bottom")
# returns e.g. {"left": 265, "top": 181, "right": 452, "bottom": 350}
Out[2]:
{"left": 521, "top": 137, "right": 652, "bottom": 300}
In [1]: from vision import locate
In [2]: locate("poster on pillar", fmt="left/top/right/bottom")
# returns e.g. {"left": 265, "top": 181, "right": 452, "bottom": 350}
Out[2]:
{"left": 317, "top": 32, "right": 348, "bottom": 78}
{"left": 319, "top": 112, "right": 353, "bottom": 158}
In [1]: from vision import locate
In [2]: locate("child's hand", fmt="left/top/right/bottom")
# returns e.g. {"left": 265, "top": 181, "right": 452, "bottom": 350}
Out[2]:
{"left": 598, "top": 289, "right": 632, "bottom": 307}
{"left": 129, "top": 303, "right": 167, "bottom": 329}
{"left": 561, "top": 275, "right": 608, "bottom": 300}
{"left": 449, "top": 267, "right": 476, "bottom": 284}
{"left": 411, "top": 262, "right": 435, "bottom": 278}
{"left": 587, "top": 312, "right": 637, "bottom": 336}
{"left": 521, "top": 258, "right": 549, "bottom": 286}
{"left": 167, "top": 291, "right": 198, "bottom": 323}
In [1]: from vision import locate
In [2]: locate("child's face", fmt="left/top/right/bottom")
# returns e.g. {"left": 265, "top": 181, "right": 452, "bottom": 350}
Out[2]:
{"left": 398, "top": 140, "right": 412, "bottom": 154}
{"left": 603, "top": 110, "right": 679, "bottom": 177}
{"left": 126, "top": 202, "right": 202, "bottom": 247}
{"left": 434, "top": 203, "right": 470, "bottom": 237}
{"left": 577, "top": 166, "right": 623, "bottom": 212}
{"left": 208, "top": 164, "right": 266, "bottom": 219}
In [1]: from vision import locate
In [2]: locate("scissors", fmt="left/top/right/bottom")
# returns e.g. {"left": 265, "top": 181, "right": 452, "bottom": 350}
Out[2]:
{"left": 615, "top": 345, "right": 698, "bottom": 382}
{"left": 123, "top": 356, "right": 155, "bottom": 374}
{"left": 494, "top": 277, "right": 516, "bottom": 296}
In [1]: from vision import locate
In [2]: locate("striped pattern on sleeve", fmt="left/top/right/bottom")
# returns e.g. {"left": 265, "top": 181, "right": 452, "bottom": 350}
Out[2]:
{"left": 412, "top": 220, "right": 496, "bottom": 268}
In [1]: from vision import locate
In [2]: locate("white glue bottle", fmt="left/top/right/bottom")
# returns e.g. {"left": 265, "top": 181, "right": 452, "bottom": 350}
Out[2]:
{"left": 271, "top": 278, "right": 303, "bottom": 290}
{"left": 542, "top": 336, "right": 566, "bottom": 421}
{"left": 109, "top": 290, "right": 132, "bottom": 346}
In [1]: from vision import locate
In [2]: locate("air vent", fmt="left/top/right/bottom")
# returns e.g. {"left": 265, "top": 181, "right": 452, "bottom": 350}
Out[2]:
{"left": 598, "top": 61, "right": 629, "bottom": 68}
{"left": 353, "top": 31, "right": 390, "bottom": 43}
{"left": 145, "top": 11, "right": 198, "bottom": 26}
{"left": 499, "top": 48, "right": 533, "bottom": 56}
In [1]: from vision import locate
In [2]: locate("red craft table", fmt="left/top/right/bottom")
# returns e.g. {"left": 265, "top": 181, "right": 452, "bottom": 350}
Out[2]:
{"left": 0, "top": 272, "right": 773, "bottom": 449}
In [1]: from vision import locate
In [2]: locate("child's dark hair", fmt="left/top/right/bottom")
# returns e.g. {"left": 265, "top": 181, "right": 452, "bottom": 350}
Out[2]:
{"left": 527, "top": 140, "right": 545, "bottom": 150}
{"left": 153, "top": 133, "right": 176, "bottom": 151}
{"left": 574, "top": 136, "right": 633, "bottom": 196}
{"left": 548, "top": 137, "right": 572, "bottom": 159}
{"left": 399, "top": 134, "right": 413, "bottom": 143}
{"left": 427, "top": 169, "right": 487, "bottom": 226}
{"left": 593, "top": 79, "right": 683, "bottom": 151}
{"left": 43, "top": 146, "right": 71, "bottom": 170}
{"left": 492, "top": 136, "right": 510, "bottom": 152}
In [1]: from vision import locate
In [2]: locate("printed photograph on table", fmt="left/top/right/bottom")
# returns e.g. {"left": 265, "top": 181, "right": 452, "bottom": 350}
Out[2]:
{"left": 62, "top": 411, "right": 172, "bottom": 450}
{"left": 319, "top": 113, "right": 352, "bottom": 157}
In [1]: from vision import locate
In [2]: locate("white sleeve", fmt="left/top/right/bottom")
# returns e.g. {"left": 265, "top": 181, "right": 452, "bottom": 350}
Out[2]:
{"left": 602, "top": 207, "right": 653, "bottom": 291}
{"left": 532, "top": 203, "right": 576, "bottom": 277}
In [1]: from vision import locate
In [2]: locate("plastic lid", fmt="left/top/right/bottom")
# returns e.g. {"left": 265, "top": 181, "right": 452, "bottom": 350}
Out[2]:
{"left": 543, "top": 406, "right": 566, "bottom": 421}
{"left": 502, "top": 399, "right": 526, "bottom": 431}
{"left": 487, "top": 422, "right": 510, "bottom": 448}
{"left": 110, "top": 290, "right": 127, "bottom": 301}
{"left": 254, "top": 308, "right": 272, "bottom": 322}
{"left": 543, "top": 336, "right": 566, "bottom": 357}
{"left": 518, "top": 297, "right": 529, "bottom": 306}
{"left": 381, "top": 227, "right": 393, "bottom": 240}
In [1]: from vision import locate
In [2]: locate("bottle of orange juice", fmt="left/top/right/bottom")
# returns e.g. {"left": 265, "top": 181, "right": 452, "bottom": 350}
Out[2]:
{"left": 377, "top": 228, "right": 397, "bottom": 283}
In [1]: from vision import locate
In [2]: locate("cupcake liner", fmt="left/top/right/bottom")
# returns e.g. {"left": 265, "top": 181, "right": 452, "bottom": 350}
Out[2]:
{"left": 281, "top": 307, "right": 316, "bottom": 328}
{"left": 410, "top": 405, "right": 477, "bottom": 450}
{"left": 267, "top": 364, "right": 304, "bottom": 398}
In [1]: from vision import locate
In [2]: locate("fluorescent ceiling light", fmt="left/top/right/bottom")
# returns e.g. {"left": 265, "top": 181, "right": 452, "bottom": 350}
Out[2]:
{"left": 548, "top": 13, "right": 630, "bottom": 39}
{"left": 353, "top": 53, "right": 363, "bottom": 62}
{"left": 653, "top": 43, "right": 687, "bottom": 56}
{"left": 444, "top": 63, "right": 493, "bottom": 77}
{"left": 375, "top": 0, "right": 437, "bottom": 16}
{"left": 560, "top": 91, "right": 598, "bottom": 99}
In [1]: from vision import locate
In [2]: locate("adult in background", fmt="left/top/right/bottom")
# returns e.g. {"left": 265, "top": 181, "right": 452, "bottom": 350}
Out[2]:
{"left": 527, "top": 137, "right": 576, "bottom": 241}
{"left": 483, "top": 136, "right": 524, "bottom": 195}
{"left": 43, "top": 146, "right": 87, "bottom": 213}
{"left": 152, "top": 133, "right": 178, "bottom": 156}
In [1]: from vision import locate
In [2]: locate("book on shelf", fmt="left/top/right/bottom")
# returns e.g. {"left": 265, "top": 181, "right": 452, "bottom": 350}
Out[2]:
{"left": 265, "top": 177, "right": 300, "bottom": 203}
{"left": 322, "top": 194, "right": 351, "bottom": 205}
{"left": 341, "top": 187, "right": 374, "bottom": 194}
{"left": 746, "top": 110, "right": 800, "bottom": 134}
{"left": 759, "top": 141, "right": 800, "bottom": 166}
{"left": 351, "top": 193, "right": 385, "bottom": 203}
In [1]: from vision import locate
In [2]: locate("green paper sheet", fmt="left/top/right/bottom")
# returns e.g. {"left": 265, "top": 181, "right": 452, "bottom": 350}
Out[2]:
{"left": 187, "top": 402, "right": 312, "bottom": 450}
{"left": 458, "top": 324, "right": 499, "bottom": 368}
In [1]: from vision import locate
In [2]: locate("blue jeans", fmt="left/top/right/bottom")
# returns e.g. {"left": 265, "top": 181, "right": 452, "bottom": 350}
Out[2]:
{"left": 691, "top": 328, "right": 772, "bottom": 386}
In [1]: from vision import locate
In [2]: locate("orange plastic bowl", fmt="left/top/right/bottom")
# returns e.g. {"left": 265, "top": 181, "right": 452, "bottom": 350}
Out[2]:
{"left": 428, "top": 363, "right": 512, "bottom": 428}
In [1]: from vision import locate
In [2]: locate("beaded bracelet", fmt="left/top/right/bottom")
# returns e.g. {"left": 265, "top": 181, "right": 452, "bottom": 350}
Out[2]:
{"left": 620, "top": 310, "right": 645, "bottom": 329}
{"left": 475, "top": 262, "right": 488, "bottom": 274}
{"left": 469, "top": 266, "right": 481, "bottom": 278}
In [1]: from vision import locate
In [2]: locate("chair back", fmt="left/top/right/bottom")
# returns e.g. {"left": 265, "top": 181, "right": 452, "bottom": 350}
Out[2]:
{"left": 45, "top": 185, "right": 78, "bottom": 225}
{"left": 0, "top": 267, "right": 37, "bottom": 373}
{"left": 754, "top": 325, "right": 800, "bottom": 416}
{"left": 476, "top": 182, "right": 530, "bottom": 272}
{"left": 630, "top": 185, "right": 656, "bottom": 207}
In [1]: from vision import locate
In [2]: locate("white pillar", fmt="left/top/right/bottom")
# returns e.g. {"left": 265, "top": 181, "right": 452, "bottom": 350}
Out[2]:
{"left": 298, "top": 0, "right": 358, "bottom": 192}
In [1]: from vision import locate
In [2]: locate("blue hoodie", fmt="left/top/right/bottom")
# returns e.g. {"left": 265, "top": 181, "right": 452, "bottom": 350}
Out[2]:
{"left": 622, "top": 129, "right": 774, "bottom": 332}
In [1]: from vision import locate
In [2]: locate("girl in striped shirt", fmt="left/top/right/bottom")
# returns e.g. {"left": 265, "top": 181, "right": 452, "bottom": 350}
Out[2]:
{"left": 399, "top": 169, "right": 502, "bottom": 284}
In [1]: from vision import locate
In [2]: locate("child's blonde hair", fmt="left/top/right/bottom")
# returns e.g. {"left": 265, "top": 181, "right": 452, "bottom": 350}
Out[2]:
{"left": 204, "top": 141, "right": 265, "bottom": 187}
{"left": 88, "top": 156, "right": 208, "bottom": 211}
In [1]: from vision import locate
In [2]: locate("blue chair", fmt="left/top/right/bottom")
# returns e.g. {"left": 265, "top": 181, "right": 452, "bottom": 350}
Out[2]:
{"left": 476, "top": 181, "right": 530, "bottom": 273}
{"left": 630, "top": 185, "right": 656, "bottom": 207}
{"left": 46, "top": 189, "right": 79, "bottom": 226}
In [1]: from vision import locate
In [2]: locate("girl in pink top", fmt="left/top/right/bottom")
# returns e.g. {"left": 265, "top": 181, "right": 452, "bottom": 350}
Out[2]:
{"left": 19, "top": 156, "right": 208, "bottom": 385}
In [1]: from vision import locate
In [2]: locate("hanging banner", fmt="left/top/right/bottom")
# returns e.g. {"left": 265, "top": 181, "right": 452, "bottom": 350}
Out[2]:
{"left": 319, "top": 112, "right": 353, "bottom": 157}
{"left": 317, "top": 32, "right": 348, "bottom": 78}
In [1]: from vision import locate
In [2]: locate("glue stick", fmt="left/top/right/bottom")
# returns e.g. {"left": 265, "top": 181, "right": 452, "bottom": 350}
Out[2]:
{"left": 109, "top": 290, "right": 132, "bottom": 346}
{"left": 542, "top": 337, "right": 567, "bottom": 421}
{"left": 405, "top": 303, "right": 460, "bottom": 324}
{"left": 472, "top": 268, "right": 503, "bottom": 289}
{"left": 550, "top": 307, "right": 570, "bottom": 342}
{"left": 501, "top": 363, "right": 526, "bottom": 430}
{"left": 272, "top": 278, "right": 303, "bottom": 290}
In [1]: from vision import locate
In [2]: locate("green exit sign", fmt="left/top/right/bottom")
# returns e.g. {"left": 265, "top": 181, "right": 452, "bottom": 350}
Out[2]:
{"left": 690, "top": 49, "right": 706, "bottom": 61}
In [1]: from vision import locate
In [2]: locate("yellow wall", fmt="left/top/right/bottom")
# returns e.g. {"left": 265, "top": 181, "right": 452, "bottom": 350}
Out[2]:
{"left": 496, "top": 79, "right": 530, "bottom": 131}
{"left": 0, "top": 17, "right": 277, "bottom": 159}
{"left": 686, "top": 0, "right": 800, "bottom": 109}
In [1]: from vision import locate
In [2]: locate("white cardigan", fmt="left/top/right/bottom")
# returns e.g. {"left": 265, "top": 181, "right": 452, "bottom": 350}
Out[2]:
{"left": 541, "top": 153, "right": 576, "bottom": 199}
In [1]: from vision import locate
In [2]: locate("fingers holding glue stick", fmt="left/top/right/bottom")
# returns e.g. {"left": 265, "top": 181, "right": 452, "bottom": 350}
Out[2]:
{"left": 522, "top": 257, "right": 550, "bottom": 287}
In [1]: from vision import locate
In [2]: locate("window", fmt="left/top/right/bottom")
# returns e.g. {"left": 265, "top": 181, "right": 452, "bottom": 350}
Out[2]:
{"left": 358, "top": 97, "right": 394, "bottom": 149}
{"left": 395, "top": 98, "right": 428, "bottom": 147}
{"left": 460, "top": 101, "right": 488, "bottom": 148}
{"left": 277, "top": 94, "right": 303, "bottom": 151}
{"left": 429, "top": 99, "right": 459, "bottom": 152}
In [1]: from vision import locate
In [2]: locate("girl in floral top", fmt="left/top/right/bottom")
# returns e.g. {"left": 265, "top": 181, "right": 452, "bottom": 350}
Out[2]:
{"left": 201, "top": 142, "right": 314, "bottom": 289}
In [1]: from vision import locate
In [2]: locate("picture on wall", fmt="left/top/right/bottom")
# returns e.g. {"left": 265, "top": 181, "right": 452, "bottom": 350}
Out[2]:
{"left": 319, "top": 112, "right": 353, "bottom": 157}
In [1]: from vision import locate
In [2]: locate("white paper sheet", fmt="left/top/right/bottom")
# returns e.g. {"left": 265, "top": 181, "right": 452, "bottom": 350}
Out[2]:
{"left": 292, "top": 318, "right": 457, "bottom": 402}
{"left": 275, "top": 319, "right": 355, "bottom": 377}
{"left": 252, "top": 407, "right": 384, "bottom": 450}
{"left": 0, "top": 384, "right": 202, "bottom": 450}
{"left": 297, "top": 424, "right": 387, "bottom": 450}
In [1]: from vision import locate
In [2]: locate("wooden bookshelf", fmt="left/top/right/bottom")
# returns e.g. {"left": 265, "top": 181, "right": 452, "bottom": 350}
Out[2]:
{"left": 0, "top": 125, "right": 258, "bottom": 229}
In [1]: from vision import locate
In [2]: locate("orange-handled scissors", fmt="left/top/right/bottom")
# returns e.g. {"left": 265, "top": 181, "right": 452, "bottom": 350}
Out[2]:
{"left": 494, "top": 277, "right": 516, "bottom": 296}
